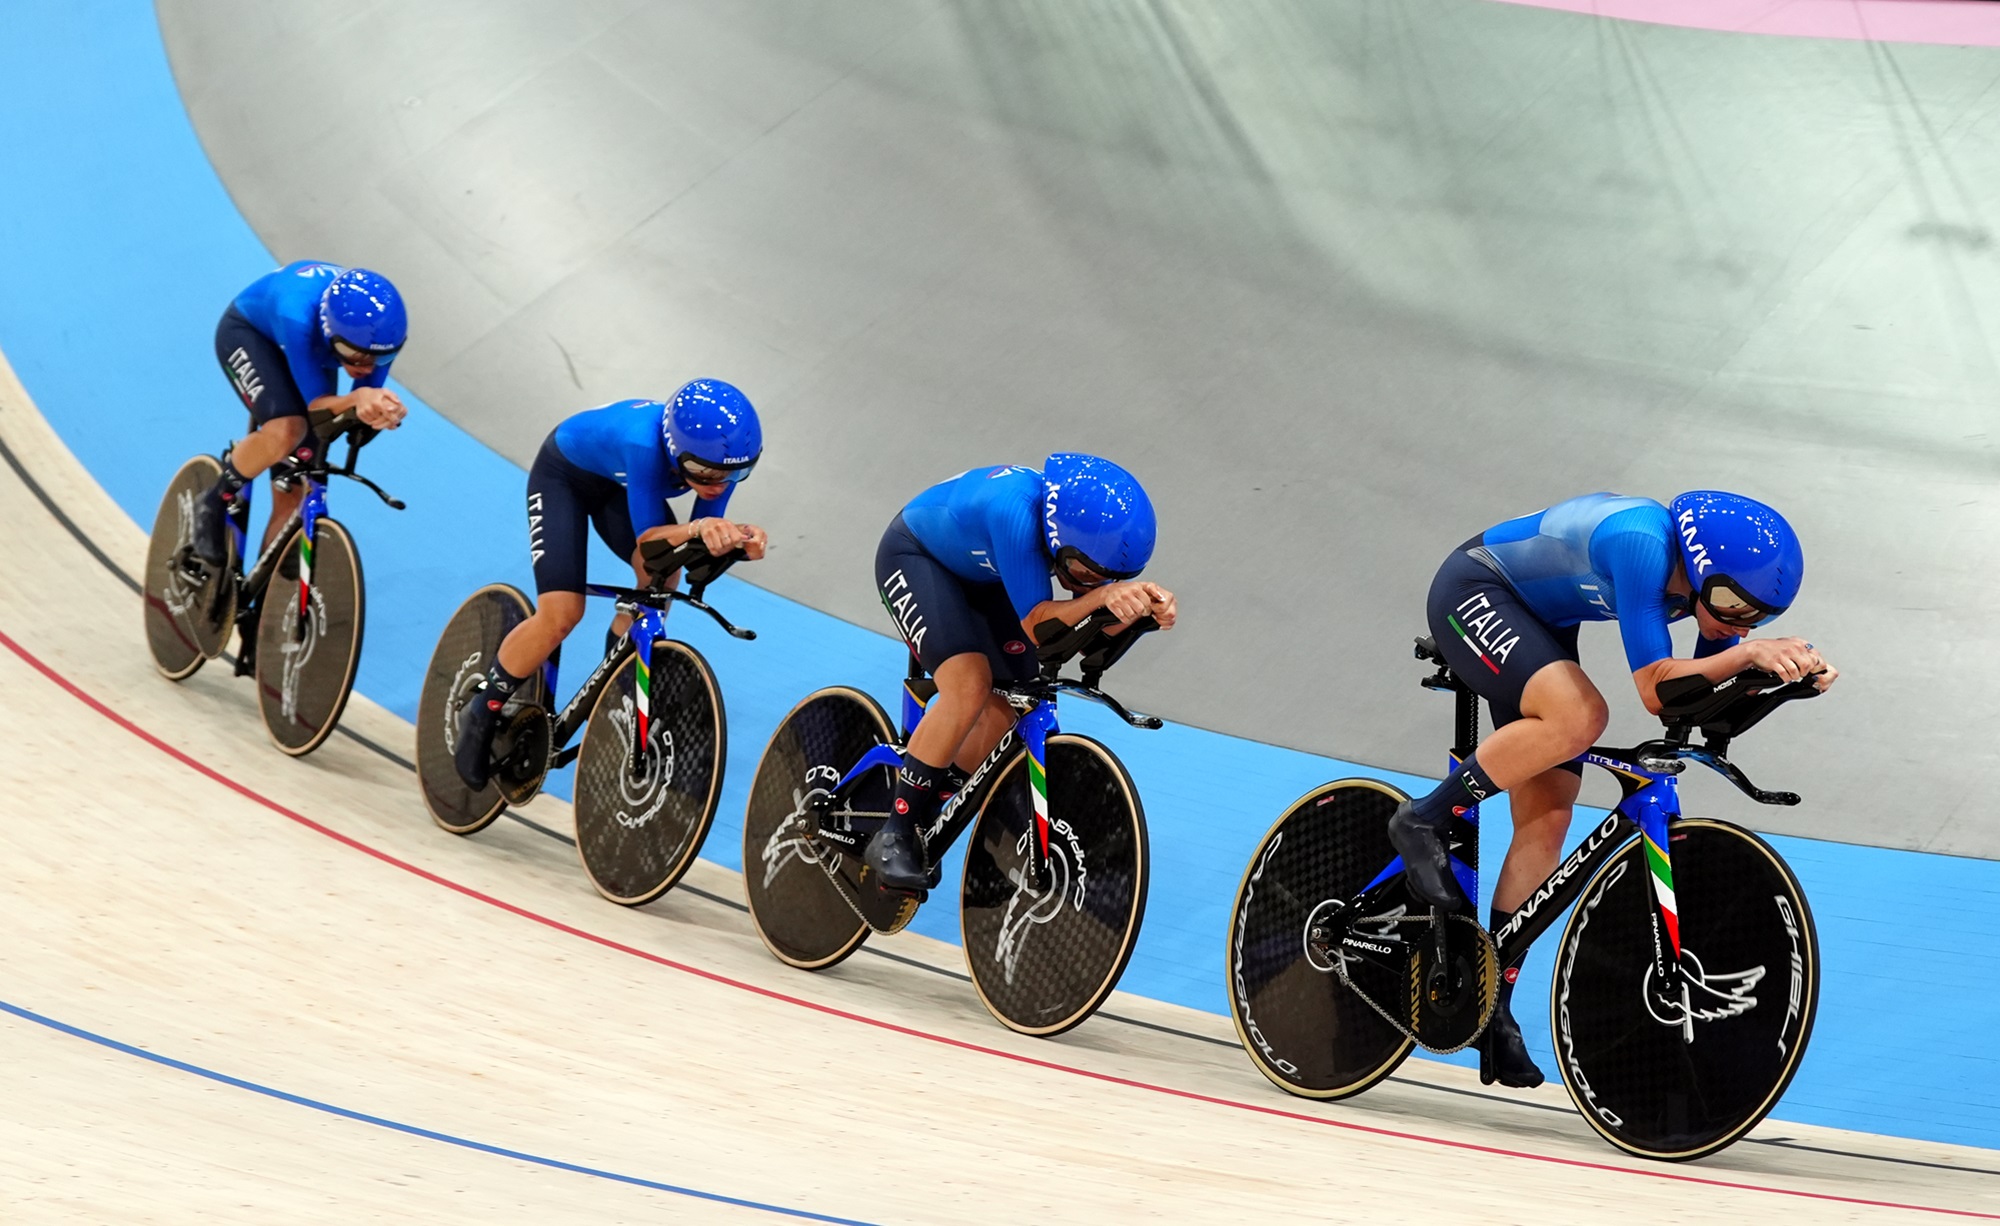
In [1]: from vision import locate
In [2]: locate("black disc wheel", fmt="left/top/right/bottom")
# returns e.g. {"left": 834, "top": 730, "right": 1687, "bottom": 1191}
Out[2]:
{"left": 742, "top": 687, "right": 889, "bottom": 970}
{"left": 415, "top": 585, "right": 544, "bottom": 835}
{"left": 255, "top": 518, "right": 364, "bottom": 757}
{"left": 1227, "top": 779, "right": 1416, "bottom": 1099}
{"left": 143, "top": 455, "right": 236, "bottom": 680}
{"left": 574, "top": 641, "right": 725, "bottom": 906}
{"left": 960, "top": 734, "right": 1148, "bottom": 1037}
{"left": 1551, "top": 818, "right": 1819, "bottom": 1161}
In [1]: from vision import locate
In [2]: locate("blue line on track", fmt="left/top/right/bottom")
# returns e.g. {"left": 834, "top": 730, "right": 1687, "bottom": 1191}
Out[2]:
{"left": 0, "top": 997, "right": 877, "bottom": 1225}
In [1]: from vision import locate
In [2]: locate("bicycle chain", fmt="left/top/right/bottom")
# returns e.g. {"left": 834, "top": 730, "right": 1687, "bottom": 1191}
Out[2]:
{"left": 1332, "top": 911, "right": 1496, "bottom": 1055}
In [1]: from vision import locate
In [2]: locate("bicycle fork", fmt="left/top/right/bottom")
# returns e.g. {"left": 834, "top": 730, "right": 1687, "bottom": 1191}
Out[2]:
{"left": 1630, "top": 781, "right": 1693, "bottom": 1043}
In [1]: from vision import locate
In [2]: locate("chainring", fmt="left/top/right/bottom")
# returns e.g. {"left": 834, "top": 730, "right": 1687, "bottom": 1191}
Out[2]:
{"left": 1332, "top": 911, "right": 1498, "bottom": 1055}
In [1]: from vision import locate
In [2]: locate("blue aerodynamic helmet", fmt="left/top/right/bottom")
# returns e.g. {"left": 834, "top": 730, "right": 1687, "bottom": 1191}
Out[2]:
{"left": 1041, "top": 452, "right": 1156, "bottom": 583}
{"left": 1668, "top": 490, "right": 1803, "bottom": 628}
{"left": 662, "top": 379, "right": 762, "bottom": 484}
{"left": 318, "top": 268, "right": 407, "bottom": 358}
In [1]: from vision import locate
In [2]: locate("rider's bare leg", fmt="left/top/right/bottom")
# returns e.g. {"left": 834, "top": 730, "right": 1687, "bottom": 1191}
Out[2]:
{"left": 950, "top": 691, "right": 1018, "bottom": 775}
{"left": 905, "top": 652, "right": 993, "bottom": 768}
{"left": 870, "top": 651, "right": 995, "bottom": 888}
{"left": 496, "top": 591, "right": 585, "bottom": 679}
{"left": 230, "top": 416, "right": 308, "bottom": 481}
{"left": 260, "top": 479, "right": 303, "bottom": 556}
{"left": 1492, "top": 767, "right": 1585, "bottom": 913}
{"left": 453, "top": 590, "right": 584, "bottom": 790}
{"left": 1470, "top": 662, "right": 1608, "bottom": 792}
{"left": 1390, "top": 661, "right": 1606, "bottom": 913}
{"left": 197, "top": 416, "right": 308, "bottom": 565}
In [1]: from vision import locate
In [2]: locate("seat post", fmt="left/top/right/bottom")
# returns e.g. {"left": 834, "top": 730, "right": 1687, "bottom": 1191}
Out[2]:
{"left": 1453, "top": 678, "right": 1480, "bottom": 761}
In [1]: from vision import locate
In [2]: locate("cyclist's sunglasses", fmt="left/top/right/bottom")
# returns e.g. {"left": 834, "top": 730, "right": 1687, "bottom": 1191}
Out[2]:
{"left": 1055, "top": 546, "right": 1137, "bottom": 589}
{"left": 332, "top": 338, "right": 399, "bottom": 366}
{"left": 1697, "top": 576, "right": 1785, "bottom": 630}
{"left": 678, "top": 453, "right": 757, "bottom": 486}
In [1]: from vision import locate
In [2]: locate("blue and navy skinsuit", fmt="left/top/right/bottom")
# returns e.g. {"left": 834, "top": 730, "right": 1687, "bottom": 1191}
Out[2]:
{"left": 1426, "top": 493, "right": 1735, "bottom": 730}
{"left": 217, "top": 261, "right": 392, "bottom": 424}
{"left": 527, "top": 400, "right": 732, "bottom": 594}
{"left": 876, "top": 465, "right": 1056, "bottom": 681}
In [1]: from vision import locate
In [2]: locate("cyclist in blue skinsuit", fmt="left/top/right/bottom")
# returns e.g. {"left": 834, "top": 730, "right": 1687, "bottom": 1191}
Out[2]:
{"left": 453, "top": 381, "right": 768, "bottom": 790}
{"left": 867, "top": 454, "right": 1179, "bottom": 891}
{"left": 1389, "top": 491, "right": 1838, "bottom": 1089}
{"left": 193, "top": 261, "right": 409, "bottom": 566}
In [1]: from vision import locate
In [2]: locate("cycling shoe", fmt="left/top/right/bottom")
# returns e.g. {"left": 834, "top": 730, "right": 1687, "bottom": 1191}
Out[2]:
{"left": 1387, "top": 800, "right": 1468, "bottom": 910}
{"left": 190, "top": 487, "right": 230, "bottom": 568}
{"left": 453, "top": 685, "right": 505, "bottom": 791}
{"left": 1478, "top": 1002, "right": 1546, "bottom": 1089}
{"left": 864, "top": 820, "right": 931, "bottom": 893}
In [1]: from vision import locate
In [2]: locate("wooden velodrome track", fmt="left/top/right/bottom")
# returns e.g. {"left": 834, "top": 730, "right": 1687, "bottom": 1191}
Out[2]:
{"left": 0, "top": 355, "right": 1993, "bottom": 1223}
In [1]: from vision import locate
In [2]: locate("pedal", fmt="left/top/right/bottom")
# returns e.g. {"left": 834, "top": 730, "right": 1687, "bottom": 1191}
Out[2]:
{"left": 828, "top": 853, "right": 922, "bottom": 935}
{"left": 493, "top": 706, "right": 551, "bottom": 806}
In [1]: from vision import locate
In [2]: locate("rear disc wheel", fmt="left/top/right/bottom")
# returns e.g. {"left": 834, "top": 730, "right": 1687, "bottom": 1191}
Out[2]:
{"left": 1227, "top": 779, "right": 1416, "bottom": 1099}
{"left": 415, "top": 584, "right": 543, "bottom": 835}
{"left": 741, "top": 687, "right": 889, "bottom": 970}
{"left": 143, "top": 455, "right": 235, "bottom": 680}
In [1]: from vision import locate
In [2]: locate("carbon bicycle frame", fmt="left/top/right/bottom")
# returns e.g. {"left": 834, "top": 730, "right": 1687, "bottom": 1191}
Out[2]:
{"left": 1358, "top": 679, "right": 1690, "bottom": 1023}
{"left": 529, "top": 589, "right": 672, "bottom": 771}
{"left": 222, "top": 469, "right": 329, "bottom": 635}
{"left": 819, "top": 676, "right": 1061, "bottom": 871}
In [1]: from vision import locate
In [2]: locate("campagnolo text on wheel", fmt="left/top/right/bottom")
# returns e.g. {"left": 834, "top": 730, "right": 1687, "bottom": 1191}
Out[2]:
{"left": 143, "top": 261, "right": 409, "bottom": 756}
{"left": 743, "top": 454, "right": 1176, "bottom": 1036}
{"left": 1228, "top": 490, "right": 1834, "bottom": 1161}
{"left": 415, "top": 382, "right": 767, "bottom": 907}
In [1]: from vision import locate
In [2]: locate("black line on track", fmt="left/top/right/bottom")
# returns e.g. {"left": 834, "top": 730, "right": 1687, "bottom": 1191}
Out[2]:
{"left": 6, "top": 427, "right": 1992, "bottom": 1180}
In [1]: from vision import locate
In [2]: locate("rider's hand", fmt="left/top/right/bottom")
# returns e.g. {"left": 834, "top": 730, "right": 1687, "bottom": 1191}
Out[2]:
{"left": 1137, "top": 582, "right": 1176, "bottom": 629}
{"left": 352, "top": 387, "right": 406, "bottom": 430}
{"left": 694, "top": 517, "right": 746, "bottom": 557}
{"left": 738, "top": 524, "right": 769, "bottom": 561}
{"left": 1102, "top": 580, "right": 1154, "bottom": 625}
{"left": 1741, "top": 636, "right": 1825, "bottom": 685}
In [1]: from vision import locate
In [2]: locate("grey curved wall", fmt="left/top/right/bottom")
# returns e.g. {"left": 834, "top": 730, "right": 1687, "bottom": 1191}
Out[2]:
{"left": 160, "top": 0, "right": 2000, "bottom": 854}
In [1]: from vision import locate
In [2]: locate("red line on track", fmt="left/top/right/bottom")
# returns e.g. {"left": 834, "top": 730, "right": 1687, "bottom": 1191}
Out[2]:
{"left": 5, "top": 626, "right": 1990, "bottom": 1221}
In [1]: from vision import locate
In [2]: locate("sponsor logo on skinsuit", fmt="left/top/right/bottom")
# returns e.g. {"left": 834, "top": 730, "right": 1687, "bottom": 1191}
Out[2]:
{"left": 1004, "top": 640, "right": 1027, "bottom": 655}
{"left": 225, "top": 347, "right": 265, "bottom": 407}
{"left": 1447, "top": 593, "right": 1521, "bottom": 674}
{"left": 880, "top": 568, "right": 928, "bottom": 654}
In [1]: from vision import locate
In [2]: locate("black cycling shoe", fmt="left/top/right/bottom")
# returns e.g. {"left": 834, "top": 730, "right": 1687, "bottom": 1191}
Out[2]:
{"left": 1387, "top": 800, "right": 1468, "bottom": 910}
{"left": 864, "top": 819, "right": 931, "bottom": 893}
{"left": 189, "top": 486, "right": 230, "bottom": 568}
{"left": 453, "top": 685, "right": 505, "bottom": 791}
{"left": 1478, "top": 1004, "right": 1546, "bottom": 1089}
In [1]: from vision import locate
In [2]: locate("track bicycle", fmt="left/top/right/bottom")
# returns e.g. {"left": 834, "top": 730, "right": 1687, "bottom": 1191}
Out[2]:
{"left": 143, "top": 408, "right": 403, "bottom": 756}
{"left": 1227, "top": 635, "right": 1823, "bottom": 1161}
{"left": 742, "top": 611, "right": 1161, "bottom": 1036}
{"left": 415, "top": 537, "right": 754, "bottom": 906}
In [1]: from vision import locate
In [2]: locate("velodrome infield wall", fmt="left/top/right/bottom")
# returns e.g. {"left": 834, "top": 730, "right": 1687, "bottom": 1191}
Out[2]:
{"left": 0, "top": 1, "right": 1994, "bottom": 1147}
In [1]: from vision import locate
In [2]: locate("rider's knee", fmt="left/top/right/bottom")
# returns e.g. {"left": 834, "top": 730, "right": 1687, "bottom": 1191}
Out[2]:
{"left": 540, "top": 600, "right": 586, "bottom": 638}
{"left": 1555, "top": 690, "right": 1610, "bottom": 753}
{"left": 264, "top": 415, "right": 308, "bottom": 449}
{"left": 934, "top": 653, "right": 993, "bottom": 703}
